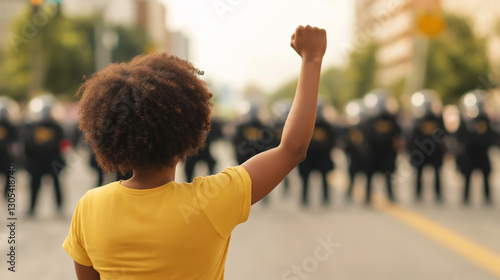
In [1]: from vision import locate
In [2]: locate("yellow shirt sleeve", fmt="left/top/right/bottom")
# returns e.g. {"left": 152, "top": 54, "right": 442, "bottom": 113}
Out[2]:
{"left": 62, "top": 195, "right": 93, "bottom": 266}
{"left": 195, "top": 166, "right": 252, "bottom": 239}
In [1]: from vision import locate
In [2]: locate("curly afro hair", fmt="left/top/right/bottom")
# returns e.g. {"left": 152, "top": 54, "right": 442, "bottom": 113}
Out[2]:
{"left": 77, "top": 53, "right": 213, "bottom": 174}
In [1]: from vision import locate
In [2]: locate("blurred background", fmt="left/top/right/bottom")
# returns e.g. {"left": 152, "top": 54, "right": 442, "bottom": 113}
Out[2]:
{"left": 0, "top": 0, "right": 499, "bottom": 279}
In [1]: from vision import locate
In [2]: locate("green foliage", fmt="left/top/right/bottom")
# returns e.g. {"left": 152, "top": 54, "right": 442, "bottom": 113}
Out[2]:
{"left": 271, "top": 42, "right": 379, "bottom": 109}
{"left": 496, "top": 18, "right": 500, "bottom": 36}
{"left": 271, "top": 77, "right": 297, "bottom": 102}
{"left": 0, "top": 8, "right": 32, "bottom": 101}
{"left": 425, "top": 14, "right": 490, "bottom": 104}
{"left": 343, "top": 42, "right": 378, "bottom": 101}
{"left": 0, "top": 7, "right": 148, "bottom": 101}
{"left": 112, "top": 25, "right": 148, "bottom": 63}
{"left": 42, "top": 16, "right": 95, "bottom": 99}
{"left": 318, "top": 67, "right": 347, "bottom": 105}
{"left": 271, "top": 13, "right": 490, "bottom": 109}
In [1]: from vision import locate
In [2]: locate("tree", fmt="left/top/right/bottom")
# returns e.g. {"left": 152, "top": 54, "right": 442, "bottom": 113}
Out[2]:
{"left": 41, "top": 16, "right": 95, "bottom": 99}
{"left": 271, "top": 42, "right": 379, "bottom": 110}
{"left": 491, "top": 19, "right": 500, "bottom": 84}
{"left": 272, "top": 13, "right": 490, "bottom": 109}
{"left": 342, "top": 42, "right": 379, "bottom": 102}
{"left": 0, "top": 6, "right": 149, "bottom": 101}
{"left": 425, "top": 14, "right": 490, "bottom": 104}
{"left": 112, "top": 25, "right": 149, "bottom": 63}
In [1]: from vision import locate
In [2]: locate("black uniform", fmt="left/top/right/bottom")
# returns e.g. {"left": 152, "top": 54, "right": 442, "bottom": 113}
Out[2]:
{"left": 455, "top": 113, "right": 496, "bottom": 205}
{"left": 407, "top": 112, "right": 446, "bottom": 202}
{"left": 268, "top": 115, "right": 291, "bottom": 196}
{"left": 365, "top": 112, "right": 401, "bottom": 203}
{"left": 0, "top": 118, "right": 17, "bottom": 199}
{"left": 184, "top": 118, "right": 224, "bottom": 182}
{"left": 232, "top": 117, "right": 270, "bottom": 203}
{"left": 298, "top": 118, "right": 335, "bottom": 206}
{"left": 344, "top": 120, "right": 370, "bottom": 200}
{"left": 73, "top": 123, "right": 132, "bottom": 186}
{"left": 24, "top": 118, "right": 66, "bottom": 215}
{"left": 232, "top": 118, "right": 269, "bottom": 165}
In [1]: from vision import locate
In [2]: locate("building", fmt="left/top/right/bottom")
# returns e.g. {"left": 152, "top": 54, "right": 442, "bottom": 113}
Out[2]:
{"left": 166, "top": 30, "right": 189, "bottom": 60}
{"left": 355, "top": 0, "right": 500, "bottom": 99}
{"left": 355, "top": 0, "right": 414, "bottom": 90}
{"left": 0, "top": 0, "right": 26, "bottom": 49}
{"left": 443, "top": 0, "right": 500, "bottom": 84}
{"left": 63, "top": 0, "right": 189, "bottom": 58}
{"left": 133, "top": 0, "right": 188, "bottom": 59}
{"left": 63, "top": 0, "right": 135, "bottom": 26}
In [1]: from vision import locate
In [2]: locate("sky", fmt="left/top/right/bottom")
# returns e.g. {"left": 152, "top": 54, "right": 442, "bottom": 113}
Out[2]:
{"left": 161, "top": 0, "right": 354, "bottom": 93}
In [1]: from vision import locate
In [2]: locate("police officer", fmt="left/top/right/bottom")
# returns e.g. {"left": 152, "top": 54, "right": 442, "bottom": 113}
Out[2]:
{"left": 0, "top": 97, "right": 18, "bottom": 200}
{"left": 298, "top": 103, "right": 335, "bottom": 206}
{"left": 232, "top": 104, "right": 270, "bottom": 165}
{"left": 364, "top": 89, "right": 402, "bottom": 204}
{"left": 72, "top": 124, "right": 107, "bottom": 187}
{"left": 88, "top": 153, "right": 105, "bottom": 185}
{"left": 232, "top": 104, "right": 271, "bottom": 203}
{"left": 454, "top": 90, "right": 496, "bottom": 205}
{"left": 408, "top": 90, "right": 446, "bottom": 203}
{"left": 184, "top": 117, "right": 224, "bottom": 182}
{"left": 24, "top": 95, "right": 68, "bottom": 216}
{"left": 269, "top": 100, "right": 292, "bottom": 196}
{"left": 343, "top": 99, "right": 370, "bottom": 201}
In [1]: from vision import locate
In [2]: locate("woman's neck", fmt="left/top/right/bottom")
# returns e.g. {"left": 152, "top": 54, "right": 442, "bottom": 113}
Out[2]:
{"left": 120, "top": 164, "right": 177, "bottom": 190}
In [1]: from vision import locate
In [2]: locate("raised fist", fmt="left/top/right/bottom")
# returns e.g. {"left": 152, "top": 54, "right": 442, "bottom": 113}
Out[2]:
{"left": 290, "top": 25, "right": 327, "bottom": 61}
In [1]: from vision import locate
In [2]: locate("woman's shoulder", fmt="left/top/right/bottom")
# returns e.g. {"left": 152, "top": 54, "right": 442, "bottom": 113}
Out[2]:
{"left": 80, "top": 181, "right": 119, "bottom": 201}
{"left": 194, "top": 166, "right": 249, "bottom": 183}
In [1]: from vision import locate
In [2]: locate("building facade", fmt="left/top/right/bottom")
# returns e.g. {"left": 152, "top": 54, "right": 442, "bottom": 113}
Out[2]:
{"left": 0, "top": 0, "right": 25, "bottom": 49}
{"left": 355, "top": 0, "right": 500, "bottom": 99}
{"left": 63, "top": 0, "right": 189, "bottom": 58}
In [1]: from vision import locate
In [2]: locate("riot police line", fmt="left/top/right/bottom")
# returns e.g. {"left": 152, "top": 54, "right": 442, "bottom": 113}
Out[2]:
{"left": 229, "top": 88, "right": 497, "bottom": 207}
{"left": 0, "top": 88, "right": 497, "bottom": 218}
{"left": 0, "top": 95, "right": 68, "bottom": 217}
{"left": 0, "top": 94, "right": 132, "bottom": 217}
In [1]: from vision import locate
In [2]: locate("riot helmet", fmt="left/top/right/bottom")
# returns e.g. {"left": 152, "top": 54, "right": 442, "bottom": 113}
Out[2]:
{"left": 28, "top": 94, "right": 57, "bottom": 121}
{"left": 411, "top": 89, "right": 442, "bottom": 118}
{"left": 363, "top": 88, "right": 398, "bottom": 116}
{"left": 271, "top": 99, "right": 292, "bottom": 122}
{"left": 461, "top": 89, "right": 488, "bottom": 119}
{"left": 0, "top": 96, "right": 19, "bottom": 121}
{"left": 345, "top": 99, "right": 367, "bottom": 125}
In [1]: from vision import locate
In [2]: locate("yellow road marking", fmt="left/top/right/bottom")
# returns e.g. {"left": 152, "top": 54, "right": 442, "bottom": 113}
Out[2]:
{"left": 348, "top": 184, "right": 500, "bottom": 278}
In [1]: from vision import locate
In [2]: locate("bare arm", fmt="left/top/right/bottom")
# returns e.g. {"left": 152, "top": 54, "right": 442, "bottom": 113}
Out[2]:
{"left": 242, "top": 25, "right": 327, "bottom": 204}
{"left": 74, "top": 261, "right": 100, "bottom": 280}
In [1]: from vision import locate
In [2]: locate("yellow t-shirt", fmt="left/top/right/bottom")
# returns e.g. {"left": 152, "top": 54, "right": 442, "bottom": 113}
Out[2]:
{"left": 63, "top": 166, "right": 251, "bottom": 280}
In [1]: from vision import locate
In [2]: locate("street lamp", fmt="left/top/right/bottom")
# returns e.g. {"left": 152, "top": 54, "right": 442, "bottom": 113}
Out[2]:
{"left": 30, "top": 0, "right": 44, "bottom": 14}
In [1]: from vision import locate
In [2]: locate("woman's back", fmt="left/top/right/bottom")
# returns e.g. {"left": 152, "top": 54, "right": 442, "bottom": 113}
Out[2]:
{"left": 64, "top": 167, "right": 251, "bottom": 279}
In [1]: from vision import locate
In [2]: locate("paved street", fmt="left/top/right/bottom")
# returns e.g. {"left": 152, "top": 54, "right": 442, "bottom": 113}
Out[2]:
{"left": 0, "top": 142, "right": 499, "bottom": 280}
